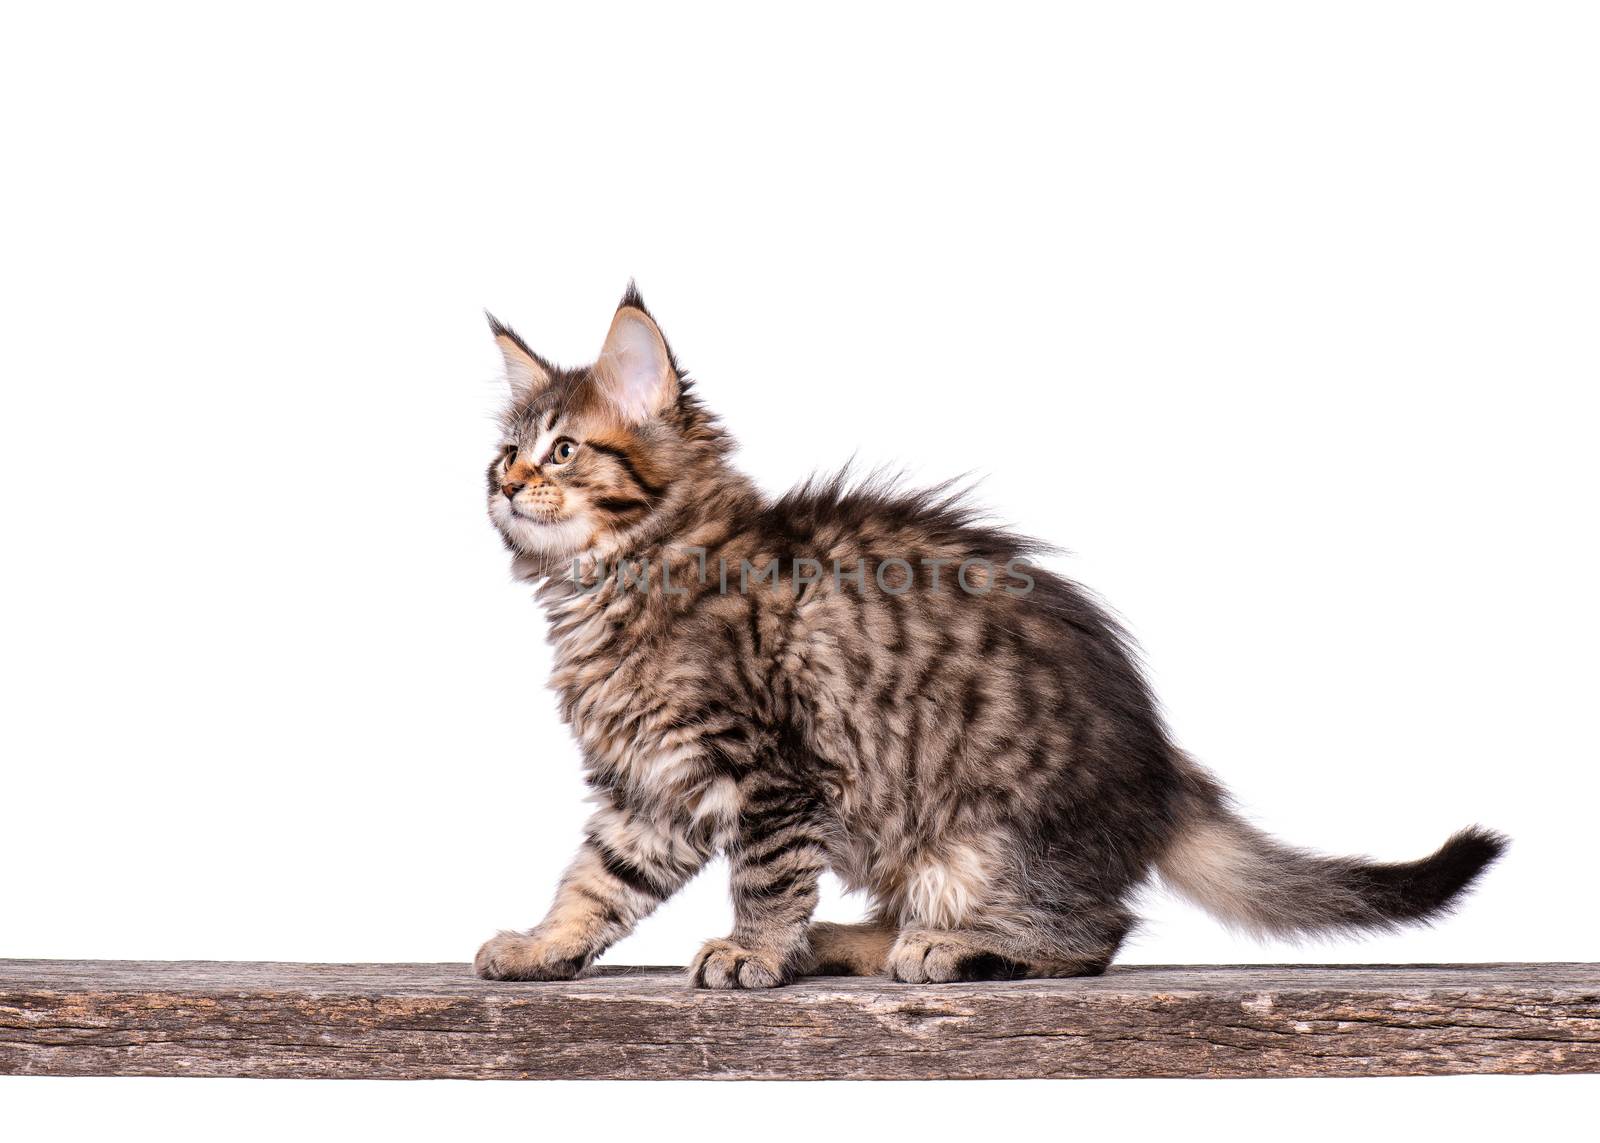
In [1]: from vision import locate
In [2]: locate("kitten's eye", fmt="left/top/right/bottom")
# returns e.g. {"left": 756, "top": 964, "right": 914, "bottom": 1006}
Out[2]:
{"left": 549, "top": 438, "right": 578, "bottom": 465}
{"left": 500, "top": 444, "right": 517, "bottom": 465}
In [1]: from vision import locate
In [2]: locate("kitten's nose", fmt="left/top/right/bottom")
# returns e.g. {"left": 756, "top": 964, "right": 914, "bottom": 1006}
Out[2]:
{"left": 501, "top": 481, "right": 524, "bottom": 501}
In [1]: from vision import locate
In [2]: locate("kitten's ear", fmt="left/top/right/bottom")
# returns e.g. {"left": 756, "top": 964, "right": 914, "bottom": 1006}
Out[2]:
{"left": 485, "top": 312, "right": 553, "bottom": 399}
{"left": 592, "top": 288, "right": 678, "bottom": 423}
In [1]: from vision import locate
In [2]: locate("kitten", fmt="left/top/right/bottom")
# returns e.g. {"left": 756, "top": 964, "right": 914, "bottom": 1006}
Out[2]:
{"left": 474, "top": 286, "right": 1505, "bottom": 987}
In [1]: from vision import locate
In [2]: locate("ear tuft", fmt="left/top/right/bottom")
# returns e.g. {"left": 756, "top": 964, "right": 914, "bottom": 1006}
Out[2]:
{"left": 486, "top": 310, "right": 552, "bottom": 399}
{"left": 618, "top": 279, "right": 648, "bottom": 313}
{"left": 593, "top": 301, "right": 678, "bottom": 423}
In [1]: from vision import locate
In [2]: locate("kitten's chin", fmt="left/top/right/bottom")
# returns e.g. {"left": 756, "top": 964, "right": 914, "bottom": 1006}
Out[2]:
{"left": 492, "top": 508, "right": 594, "bottom": 562}
{"left": 498, "top": 516, "right": 588, "bottom": 553}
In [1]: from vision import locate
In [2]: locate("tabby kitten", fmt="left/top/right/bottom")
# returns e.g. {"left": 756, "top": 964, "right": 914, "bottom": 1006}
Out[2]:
{"left": 474, "top": 286, "right": 1505, "bottom": 988}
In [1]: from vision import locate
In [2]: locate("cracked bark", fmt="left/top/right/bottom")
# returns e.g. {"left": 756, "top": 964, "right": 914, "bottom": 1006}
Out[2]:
{"left": 2, "top": 960, "right": 1597, "bottom": 1080}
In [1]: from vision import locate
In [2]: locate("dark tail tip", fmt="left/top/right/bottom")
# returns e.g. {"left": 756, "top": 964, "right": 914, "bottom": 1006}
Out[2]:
{"left": 1442, "top": 825, "right": 1510, "bottom": 877}
{"left": 1355, "top": 825, "right": 1509, "bottom": 925}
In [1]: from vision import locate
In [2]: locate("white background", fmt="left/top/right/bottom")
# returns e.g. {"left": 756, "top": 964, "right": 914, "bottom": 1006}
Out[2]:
{"left": 3, "top": 1, "right": 1596, "bottom": 1136}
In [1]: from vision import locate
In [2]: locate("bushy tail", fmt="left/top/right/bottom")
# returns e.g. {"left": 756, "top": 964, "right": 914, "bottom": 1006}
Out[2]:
{"left": 1156, "top": 758, "right": 1507, "bottom": 940}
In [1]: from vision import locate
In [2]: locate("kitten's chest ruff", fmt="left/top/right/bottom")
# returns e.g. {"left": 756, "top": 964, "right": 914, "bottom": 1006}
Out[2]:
{"left": 540, "top": 580, "right": 712, "bottom": 805}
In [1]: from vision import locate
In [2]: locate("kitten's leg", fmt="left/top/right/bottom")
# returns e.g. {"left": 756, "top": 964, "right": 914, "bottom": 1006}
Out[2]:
{"left": 886, "top": 905, "right": 1133, "bottom": 983}
{"left": 798, "top": 919, "right": 898, "bottom": 976}
{"left": 690, "top": 777, "right": 828, "bottom": 990}
{"left": 476, "top": 800, "right": 709, "bottom": 981}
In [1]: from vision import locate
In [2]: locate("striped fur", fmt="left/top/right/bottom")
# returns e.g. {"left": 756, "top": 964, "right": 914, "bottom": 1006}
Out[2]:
{"left": 473, "top": 287, "right": 1507, "bottom": 988}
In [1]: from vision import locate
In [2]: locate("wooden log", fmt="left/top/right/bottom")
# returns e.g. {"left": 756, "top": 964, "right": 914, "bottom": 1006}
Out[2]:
{"left": 2, "top": 959, "right": 1597, "bottom": 1080}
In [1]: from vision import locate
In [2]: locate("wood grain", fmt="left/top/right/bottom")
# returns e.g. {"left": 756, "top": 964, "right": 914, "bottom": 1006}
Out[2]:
{"left": 2, "top": 960, "right": 1597, "bottom": 1080}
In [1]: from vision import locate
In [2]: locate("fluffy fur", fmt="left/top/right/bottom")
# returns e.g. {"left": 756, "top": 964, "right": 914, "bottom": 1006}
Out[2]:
{"left": 473, "top": 286, "right": 1506, "bottom": 987}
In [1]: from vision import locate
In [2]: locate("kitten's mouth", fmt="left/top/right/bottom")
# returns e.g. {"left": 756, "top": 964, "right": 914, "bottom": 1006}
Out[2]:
{"left": 509, "top": 506, "right": 563, "bottom": 524}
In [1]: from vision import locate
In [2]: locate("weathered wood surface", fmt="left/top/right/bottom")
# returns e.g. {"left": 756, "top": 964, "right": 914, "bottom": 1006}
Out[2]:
{"left": 2, "top": 960, "right": 1597, "bottom": 1080}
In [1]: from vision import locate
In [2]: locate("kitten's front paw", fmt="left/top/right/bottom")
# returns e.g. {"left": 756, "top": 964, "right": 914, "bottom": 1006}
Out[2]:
{"left": 474, "top": 930, "right": 588, "bottom": 981}
{"left": 887, "top": 929, "right": 1030, "bottom": 983}
{"left": 689, "top": 938, "right": 788, "bottom": 989}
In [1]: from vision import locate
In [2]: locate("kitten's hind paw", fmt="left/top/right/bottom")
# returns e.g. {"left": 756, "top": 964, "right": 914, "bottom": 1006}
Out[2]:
{"left": 689, "top": 938, "right": 788, "bottom": 989}
{"left": 474, "top": 930, "right": 587, "bottom": 982}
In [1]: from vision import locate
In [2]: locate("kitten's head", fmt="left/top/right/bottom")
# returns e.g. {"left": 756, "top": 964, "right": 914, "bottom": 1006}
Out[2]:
{"left": 485, "top": 285, "right": 727, "bottom": 560}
